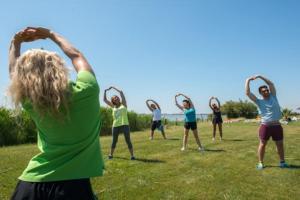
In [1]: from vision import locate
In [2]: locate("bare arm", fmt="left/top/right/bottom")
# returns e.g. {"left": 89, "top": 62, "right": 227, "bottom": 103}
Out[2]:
{"left": 215, "top": 97, "right": 221, "bottom": 108}
{"left": 112, "top": 87, "right": 127, "bottom": 107}
{"left": 103, "top": 88, "right": 114, "bottom": 107}
{"left": 151, "top": 99, "right": 161, "bottom": 110}
{"left": 256, "top": 75, "right": 276, "bottom": 96}
{"left": 8, "top": 36, "right": 21, "bottom": 77}
{"left": 209, "top": 97, "right": 214, "bottom": 110}
{"left": 26, "top": 27, "right": 94, "bottom": 75}
{"left": 245, "top": 77, "right": 257, "bottom": 102}
{"left": 146, "top": 100, "right": 154, "bottom": 112}
{"left": 9, "top": 29, "right": 38, "bottom": 77}
{"left": 175, "top": 95, "right": 184, "bottom": 111}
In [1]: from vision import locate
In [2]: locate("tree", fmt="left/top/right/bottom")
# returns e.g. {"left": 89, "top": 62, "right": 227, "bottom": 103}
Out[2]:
{"left": 222, "top": 100, "right": 258, "bottom": 119}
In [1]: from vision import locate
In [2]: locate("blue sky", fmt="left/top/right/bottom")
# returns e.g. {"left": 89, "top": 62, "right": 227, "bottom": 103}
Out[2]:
{"left": 0, "top": 0, "right": 299, "bottom": 114}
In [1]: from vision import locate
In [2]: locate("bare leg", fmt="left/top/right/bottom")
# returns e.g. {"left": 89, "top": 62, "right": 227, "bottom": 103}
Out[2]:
{"left": 110, "top": 148, "right": 115, "bottom": 156}
{"left": 212, "top": 123, "right": 216, "bottom": 140}
{"left": 182, "top": 129, "right": 189, "bottom": 149}
{"left": 150, "top": 130, "right": 154, "bottom": 140}
{"left": 218, "top": 123, "right": 223, "bottom": 140}
{"left": 258, "top": 140, "right": 268, "bottom": 163}
{"left": 192, "top": 129, "right": 202, "bottom": 148}
{"left": 275, "top": 140, "right": 285, "bottom": 162}
{"left": 161, "top": 129, "right": 167, "bottom": 139}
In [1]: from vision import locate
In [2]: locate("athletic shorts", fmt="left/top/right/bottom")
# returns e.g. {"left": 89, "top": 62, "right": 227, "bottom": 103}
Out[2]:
{"left": 151, "top": 120, "right": 163, "bottom": 131}
{"left": 212, "top": 117, "right": 223, "bottom": 124}
{"left": 11, "top": 179, "right": 96, "bottom": 200}
{"left": 259, "top": 124, "right": 283, "bottom": 141}
{"left": 184, "top": 122, "right": 197, "bottom": 130}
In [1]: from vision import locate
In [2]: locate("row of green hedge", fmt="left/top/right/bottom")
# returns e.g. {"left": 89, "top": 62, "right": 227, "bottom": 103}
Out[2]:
{"left": 0, "top": 107, "right": 153, "bottom": 147}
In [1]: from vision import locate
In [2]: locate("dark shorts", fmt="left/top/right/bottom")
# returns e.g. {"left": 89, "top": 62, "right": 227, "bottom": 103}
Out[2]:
{"left": 11, "top": 179, "right": 96, "bottom": 200}
{"left": 212, "top": 117, "right": 223, "bottom": 124}
{"left": 259, "top": 124, "right": 284, "bottom": 141}
{"left": 151, "top": 120, "right": 163, "bottom": 131}
{"left": 184, "top": 122, "right": 197, "bottom": 130}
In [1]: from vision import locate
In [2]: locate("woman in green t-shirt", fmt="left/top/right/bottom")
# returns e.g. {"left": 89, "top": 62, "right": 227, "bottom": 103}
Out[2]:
{"left": 104, "top": 86, "right": 135, "bottom": 160}
{"left": 9, "top": 27, "right": 103, "bottom": 200}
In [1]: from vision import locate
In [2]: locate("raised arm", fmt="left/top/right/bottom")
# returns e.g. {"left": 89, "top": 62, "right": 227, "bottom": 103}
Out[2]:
{"left": 180, "top": 93, "right": 195, "bottom": 109}
{"left": 146, "top": 100, "right": 154, "bottom": 112}
{"left": 26, "top": 27, "right": 94, "bottom": 75}
{"left": 9, "top": 29, "right": 40, "bottom": 77}
{"left": 245, "top": 77, "right": 257, "bottom": 102}
{"left": 103, "top": 87, "right": 114, "bottom": 107}
{"left": 215, "top": 97, "right": 221, "bottom": 108}
{"left": 112, "top": 87, "right": 127, "bottom": 107}
{"left": 151, "top": 99, "right": 161, "bottom": 110}
{"left": 256, "top": 75, "right": 276, "bottom": 96}
{"left": 209, "top": 97, "right": 214, "bottom": 110}
{"left": 175, "top": 94, "right": 184, "bottom": 111}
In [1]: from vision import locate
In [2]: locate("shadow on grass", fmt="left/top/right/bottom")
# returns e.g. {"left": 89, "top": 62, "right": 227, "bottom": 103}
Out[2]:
{"left": 166, "top": 138, "right": 180, "bottom": 141}
{"left": 113, "top": 156, "right": 166, "bottom": 163}
{"left": 204, "top": 149, "right": 226, "bottom": 152}
{"left": 265, "top": 165, "right": 300, "bottom": 169}
{"left": 189, "top": 148, "right": 225, "bottom": 152}
{"left": 222, "top": 139, "right": 245, "bottom": 142}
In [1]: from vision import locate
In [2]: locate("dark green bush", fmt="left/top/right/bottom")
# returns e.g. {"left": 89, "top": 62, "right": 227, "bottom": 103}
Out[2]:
{"left": 222, "top": 100, "right": 258, "bottom": 119}
{"left": 0, "top": 106, "right": 153, "bottom": 145}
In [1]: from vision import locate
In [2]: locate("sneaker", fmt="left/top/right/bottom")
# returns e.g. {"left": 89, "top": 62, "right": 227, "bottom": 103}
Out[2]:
{"left": 256, "top": 162, "right": 264, "bottom": 170}
{"left": 131, "top": 156, "right": 136, "bottom": 160}
{"left": 212, "top": 138, "right": 216, "bottom": 142}
{"left": 149, "top": 137, "right": 153, "bottom": 140}
{"left": 181, "top": 147, "right": 186, "bottom": 151}
{"left": 108, "top": 155, "right": 113, "bottom": 160}
{"left": 198, "top": 147, "right": 205, "bottom": 152}
{"left": 279, "top": 162, "right": 289, "bottom": 168}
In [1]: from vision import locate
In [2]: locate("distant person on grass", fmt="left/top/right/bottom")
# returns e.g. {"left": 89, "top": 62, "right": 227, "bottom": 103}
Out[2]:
{"left": 246, "top": 75, "right": 289, "bottom": 170}
{"left": 9, "top": 27, "right": 104, "bottom": 200}
{"left": 146, "top": 99, "right": 167, "bottom": 140}
{"left": 175, "top": 93, "right": 204, "bottom": 152}
{"left": 209, "top": 97, "right": 223, "bottom": 141}
{"left": 104, "top": 86, "right": 135, "bottom": 160}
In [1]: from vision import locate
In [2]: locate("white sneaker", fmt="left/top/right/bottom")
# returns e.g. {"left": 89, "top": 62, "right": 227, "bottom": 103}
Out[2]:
{"left": 149, "top": 137, "right": 153, "bottom": 140}
{"left": 181, "top": 147, "right": 186, "bottom": 151}
{"left": 212, "top": 138, "right": 215, "bottom": 142}
{"left": 198, "top": 147, "right": 205, "bottom": 152}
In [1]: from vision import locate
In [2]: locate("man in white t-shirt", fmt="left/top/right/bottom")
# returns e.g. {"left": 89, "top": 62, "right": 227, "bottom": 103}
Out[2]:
{"left": 146, "top": 100, "right": 167, "bottom": 140}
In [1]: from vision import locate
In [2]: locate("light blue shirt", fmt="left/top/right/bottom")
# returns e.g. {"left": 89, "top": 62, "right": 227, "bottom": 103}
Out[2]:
{"left": 184, "top": 108, "right": 197, "bottom": 122}
{"left": 256, "top": 94, "right": 282, "bottom": 124}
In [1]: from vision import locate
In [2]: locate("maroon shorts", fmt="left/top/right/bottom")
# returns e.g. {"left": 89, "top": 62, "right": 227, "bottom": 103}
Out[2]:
{"left": 259, "top": 124, "right": 283, "bottom": 141}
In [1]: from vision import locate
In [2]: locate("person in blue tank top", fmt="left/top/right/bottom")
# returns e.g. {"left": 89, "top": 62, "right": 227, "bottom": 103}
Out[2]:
{"left": 175, "top": 93, "right": 204, "bottom": 152}
{"left": 246, "top": 75, "right": 288, "bottom": 170}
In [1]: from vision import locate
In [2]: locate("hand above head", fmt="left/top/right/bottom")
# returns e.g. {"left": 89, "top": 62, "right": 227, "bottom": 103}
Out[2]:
{"left": 14, "top": 27, "right": 50, "bottom": 43}
{"left": 24, "top": 27, "right": 51, "bottom": 40}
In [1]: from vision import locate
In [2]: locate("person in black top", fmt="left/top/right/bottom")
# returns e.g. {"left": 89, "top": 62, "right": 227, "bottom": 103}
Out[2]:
{"left": 209, "top": 97, "right": 223, "bottom": 141}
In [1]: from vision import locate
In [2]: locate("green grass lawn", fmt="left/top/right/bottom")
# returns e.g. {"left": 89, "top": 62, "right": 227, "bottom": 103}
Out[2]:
{"left": 1, "top": 122, "right": 300, "bottom": 200}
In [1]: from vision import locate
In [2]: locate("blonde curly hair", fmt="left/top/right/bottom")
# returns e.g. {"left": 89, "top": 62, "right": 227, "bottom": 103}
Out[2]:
{"left": 9, "top": 49, "right": 70, "bottom": 118}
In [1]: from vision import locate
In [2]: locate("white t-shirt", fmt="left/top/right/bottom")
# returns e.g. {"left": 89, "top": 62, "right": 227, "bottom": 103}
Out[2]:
{"left": 152, "top": 109, "right": 162, "bottom": 121}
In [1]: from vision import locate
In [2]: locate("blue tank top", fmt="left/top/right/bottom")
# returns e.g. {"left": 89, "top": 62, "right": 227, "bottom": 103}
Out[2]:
{"left": 184, "top": 108, "right": 196, "bottom": 122}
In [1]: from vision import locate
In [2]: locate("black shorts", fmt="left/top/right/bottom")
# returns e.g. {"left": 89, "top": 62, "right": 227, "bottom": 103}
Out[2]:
{"left": 151, "top": 120, "right": 162, "bottom": 131}
{"left": 184, "top": 122, "right": 197, "bottom": 130}
{"left": 11, "top": 179, "right": 96, "bottom": 200}
{"left": 212, "top": 117, "right": 223, "bottom": 124}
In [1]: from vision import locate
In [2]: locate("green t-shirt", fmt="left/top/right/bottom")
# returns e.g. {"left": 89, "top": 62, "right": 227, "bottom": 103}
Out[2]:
{"left": 19, "top": 70, "right": 104, "bottom": 182}
{"left": 112, "top": 105, "right": 129, "bottom": 127}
